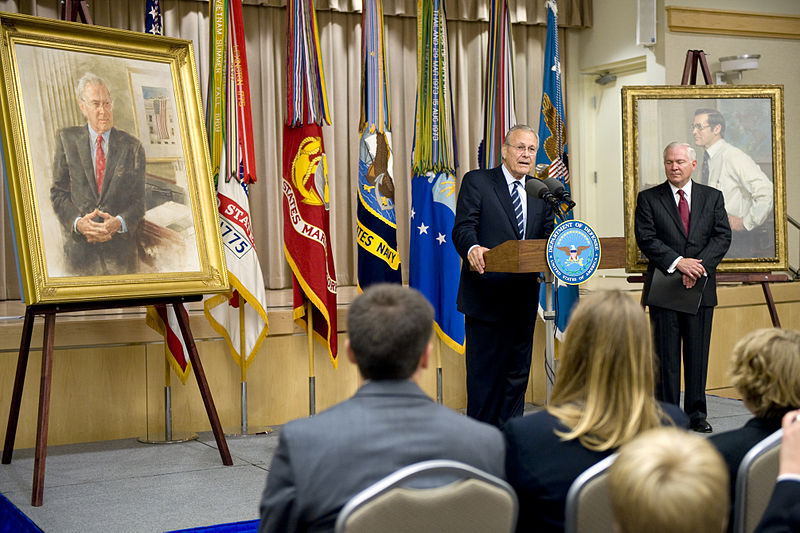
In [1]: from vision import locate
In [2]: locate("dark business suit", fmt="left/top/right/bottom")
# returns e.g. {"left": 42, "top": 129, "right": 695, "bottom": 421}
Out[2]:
{"left": 754, "top": 480, "right": 800, "bottom": 533}
{"left": 50, "top": 125, "right": 146, "bottom": 276}
{"left": 711, "top": 416, "right": 785, "bottom": 532}
{"left": 258, "top": 380, "right": 505, "bottom": 533}
{"left": 503, "top": 404, "right": 688, "bottom": 533}
{"left": 452, "top": 165, "right": 554, "bottom": 427}
{"left": 635, "top": 180, "right": 731, "bottom": 423}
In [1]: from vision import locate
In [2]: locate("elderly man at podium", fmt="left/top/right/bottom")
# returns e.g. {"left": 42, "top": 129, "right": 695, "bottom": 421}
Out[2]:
{"left": 453, "top": 124, "right": 554, "bottom": 427}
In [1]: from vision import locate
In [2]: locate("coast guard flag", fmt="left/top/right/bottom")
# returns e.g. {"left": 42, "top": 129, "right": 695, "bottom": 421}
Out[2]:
{"left": 282, "top": 0, "right": 338, "bottom": 365}
{"left": 537, "top": 0, "right": 578, "bottom": 339}
{"left": 478, "top": 0, "right": 515, "bottom": 169}
{"left": 142, "top": 0, "right": 193, "bottom": 383}
{"left": 203, "top": 0, "right": 269, "bottom": 369}
{"left": 357, "top": 0, "right": 400, "bottom": 289}
{"left": 409, "top": 0, "right": 464, "bottom": 354}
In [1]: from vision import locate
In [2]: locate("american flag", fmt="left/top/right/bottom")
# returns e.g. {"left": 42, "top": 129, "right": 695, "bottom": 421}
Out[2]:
{"left": 145, "top": 0, "right": 163, "bottom": 36}
{"left": 548, "top": 156, "right": 569, "bottom": 181}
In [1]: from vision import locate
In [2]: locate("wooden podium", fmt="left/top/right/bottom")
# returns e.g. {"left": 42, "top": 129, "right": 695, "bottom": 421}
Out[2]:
{"left": 482, "top": 237, "right": 628, "bottom": 398}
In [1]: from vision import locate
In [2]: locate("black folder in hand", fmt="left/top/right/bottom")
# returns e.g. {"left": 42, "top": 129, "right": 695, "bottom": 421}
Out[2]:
{"left": 646, "top": 269, "right": 707, "bottom": 315}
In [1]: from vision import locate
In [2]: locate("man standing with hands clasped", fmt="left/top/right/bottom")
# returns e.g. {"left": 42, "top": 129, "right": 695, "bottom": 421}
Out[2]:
{"left": 635, "top": 142, "right": 731, "bottom": 433}
{"left": 452, "top": 124, "right": 554, "bottom": 428}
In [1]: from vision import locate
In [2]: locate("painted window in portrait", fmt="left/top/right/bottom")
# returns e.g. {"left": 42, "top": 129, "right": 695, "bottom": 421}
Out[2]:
{"left": 622, "top": 85, "right": 786, "bottom": 273}
{"left": 0, "top": 13, "right": 226, "bottom": 304}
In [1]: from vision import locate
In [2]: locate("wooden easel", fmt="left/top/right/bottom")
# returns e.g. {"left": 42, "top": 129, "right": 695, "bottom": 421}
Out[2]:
{"left": 680, "top": 50, "right": 713, "bottom": 85}
{"left": 2, "top": 296, "right": 233, "bottom": 506}
{"left": 60, "top": 0, "right": 93, "bottom": 24}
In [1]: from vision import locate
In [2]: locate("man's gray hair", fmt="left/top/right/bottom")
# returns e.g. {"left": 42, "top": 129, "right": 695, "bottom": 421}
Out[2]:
{"left": 663, "top": 141, "right": 696, "bottom": 162}
{"left": 76, "top": 73, "right": 109, "bottom": 101}
{"left": 503, "top": 124, "right": 539, "bottom": 145}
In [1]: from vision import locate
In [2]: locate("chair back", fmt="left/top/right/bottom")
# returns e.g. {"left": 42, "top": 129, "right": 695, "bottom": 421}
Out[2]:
{"left": 733, "top": 428, "right": 783, "bottom": 533}
{"left": 334, "top": 459, "right": 517, "bottom": 533}
{"left": 564, "top": 454, "right": 617, "bottom": 533}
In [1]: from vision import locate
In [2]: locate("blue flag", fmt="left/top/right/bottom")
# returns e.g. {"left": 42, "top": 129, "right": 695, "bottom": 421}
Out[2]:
{"left": 409, "top": 0, "right": 464, "bottom": 353}
{"left": 537, "top": 0, "right": 578, "bottom": 339}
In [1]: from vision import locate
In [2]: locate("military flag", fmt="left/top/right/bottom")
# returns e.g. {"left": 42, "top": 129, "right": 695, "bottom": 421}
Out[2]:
{"left": 537, "top": 0, "right": 577, "bottom": 339}
{"left": 409, "top": 0, "right": 464, "bottom": 353}
{"left": 478, "top": 0, "right": 515, "bottom": 169}
{"left": 357, "top": 0, "right": 400, "bottom": 289}
{"left": 203, "top": 0, "right": 269, "bottom": 368}
{"left": 283, "top": 0, "right": 338, "bottom": 364}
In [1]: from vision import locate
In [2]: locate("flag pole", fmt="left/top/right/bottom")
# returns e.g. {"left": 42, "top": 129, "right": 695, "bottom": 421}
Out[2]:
{"left": 239, "top": 302, "right": 247, "bottom": 433}
{"left": 307, "top": 301, "right": 316, "bottom": 416}
{"left": 435, "top": 340, "right": 443, "bottom": 404}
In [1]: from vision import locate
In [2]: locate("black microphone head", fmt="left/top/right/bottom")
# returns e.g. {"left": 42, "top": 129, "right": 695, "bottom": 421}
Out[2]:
{"left": 525, "top": 178, "right": 549, "bottom": 199}
{"left": 543, "top": 177, "right": 566, "bottom": 195}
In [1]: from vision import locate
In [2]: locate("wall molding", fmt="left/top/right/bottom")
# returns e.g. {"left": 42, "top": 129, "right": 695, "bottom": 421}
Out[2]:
{"left": 667, "top": 6, "right": 800, "bottom": 40}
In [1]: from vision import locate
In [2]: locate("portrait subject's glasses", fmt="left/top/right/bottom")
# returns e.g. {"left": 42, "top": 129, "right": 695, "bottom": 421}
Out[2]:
{"left": 505, "top": 144, "right": 537, "bottom": 154}
{"left": 83, "top": 99, "right": 113, "bottom": 111}
{"left": 691, "top": 122, "right": 710, "bottom": 131}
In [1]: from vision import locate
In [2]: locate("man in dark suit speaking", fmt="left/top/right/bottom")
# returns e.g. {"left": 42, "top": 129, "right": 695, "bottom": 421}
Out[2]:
{"left": 635, "top": 141, "right": 731, "bottom": 433}
{"left": 452, "top": 124, "right": 554, "bottom": 427}
{"left": 50, "top": 72, "right": 146, "bottom": 276}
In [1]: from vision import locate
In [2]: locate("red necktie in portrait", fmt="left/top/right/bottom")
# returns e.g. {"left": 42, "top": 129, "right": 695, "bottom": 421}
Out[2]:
{"left": 96, "top": 136, "right": 106, "bottom": 193}
{"left": 678, "top": 189, "right": 689, "bottom": 235}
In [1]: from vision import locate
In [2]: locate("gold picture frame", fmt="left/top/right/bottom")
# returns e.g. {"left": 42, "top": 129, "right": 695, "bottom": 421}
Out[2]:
{"left": 622, "top": 85, "right": 786, "bottom": 273}
{"left": 0, "top": 13, "right": 227, "bottom": 304}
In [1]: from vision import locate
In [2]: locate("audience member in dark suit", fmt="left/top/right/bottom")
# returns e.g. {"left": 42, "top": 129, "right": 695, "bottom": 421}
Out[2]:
{"left": 635, "top": 141, "right": 731, "bottom": 432}
{"left": 710, "top": 328, "right": 800, "bottom": 531}
{"left": 754, "top": 409, "right": 800, "bottom": 533}
{"left": 50, "top": 72, "right": 146, "bottom": 276}
{"left": 503, "top": 290, "right": 689, "bottom": 533}
{"left": 609, "top": 427, "right": 729, "bottom": 533}
{"left": 258, "top": 284, "right": 506, "bottom": 533}
{"left": 452, "top": 124, "right": 554, "bottom": 427}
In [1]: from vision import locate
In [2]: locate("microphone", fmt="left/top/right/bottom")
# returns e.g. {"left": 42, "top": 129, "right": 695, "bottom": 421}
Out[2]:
{"left": 542, "top": 177, "right": 576, "bottom": 211}
{"left": 524, "top": 178, "right": 560, "bottom": 210}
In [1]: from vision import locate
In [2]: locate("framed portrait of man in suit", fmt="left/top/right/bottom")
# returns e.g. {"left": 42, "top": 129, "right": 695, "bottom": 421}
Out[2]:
{"left": 0, "top": 13, "right": 227, "bottom": 304}
{"left": 621, "top": 85, "right": 787, "bottom": 273}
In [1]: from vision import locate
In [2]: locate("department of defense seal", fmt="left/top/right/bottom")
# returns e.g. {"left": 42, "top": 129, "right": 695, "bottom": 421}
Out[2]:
{"left": 546, "top": 220, "right": 601, "bottom": 285}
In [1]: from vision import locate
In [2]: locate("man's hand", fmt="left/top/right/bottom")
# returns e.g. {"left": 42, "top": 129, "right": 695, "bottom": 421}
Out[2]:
{"left": 728, "top": 215, "right": 745, "bottom": 231}
{"left": 468, "top": 246, "right": 490, "bottom": 274}
{"left": 75, "top": 208, "right": 121, "bottom": 243}
{"left": 675, "top": 257, "right": 705, "bottom": 280}
{"left": 682, "top": 273, "right": 697, "bottom": 289}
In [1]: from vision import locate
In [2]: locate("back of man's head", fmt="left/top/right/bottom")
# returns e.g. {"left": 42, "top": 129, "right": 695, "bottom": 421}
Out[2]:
{"left": 609, "top": 427, "right": 729, "bottom": 533}
{"left": 346, "top": 284, "right": 433, "bottom": 380}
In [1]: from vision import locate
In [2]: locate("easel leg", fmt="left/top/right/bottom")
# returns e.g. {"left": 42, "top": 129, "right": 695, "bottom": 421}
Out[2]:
{"left": 32, "top": 312, "right": 56, "bottom": 506}
{"left": 173, "top": 303, "right": 232, "bottom": 465}
{"left": 761, "top": 282, "right": 781, "bottom": 327}
{"left": 2, "top": 308, "right": 35, "bottom": 464}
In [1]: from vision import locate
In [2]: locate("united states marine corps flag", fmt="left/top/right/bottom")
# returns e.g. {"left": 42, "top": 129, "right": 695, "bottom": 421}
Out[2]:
{"left": 357, "top": 0, "right": 400, "bottom": 289}
{"left": 409, "top": 0, "right": 464, "bottom": 353}
{"left": 537, "top": 0, "right": 578, "bottom": 339}
{"left": 283, "top": 0, "right": 338, "bottom": 364}
{"left": 203, "top": 0, "right": 269, "bottom": 368}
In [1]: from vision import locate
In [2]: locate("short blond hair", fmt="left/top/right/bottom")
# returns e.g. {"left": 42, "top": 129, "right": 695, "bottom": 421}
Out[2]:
{"left": 609, "top": 427, "right": 729, "bottom": 533}
{"left": 729, "top": 328, "right": 800, "bottom": 418}
{"left": 547, "top": 290, "right": 665, "bottom": 451}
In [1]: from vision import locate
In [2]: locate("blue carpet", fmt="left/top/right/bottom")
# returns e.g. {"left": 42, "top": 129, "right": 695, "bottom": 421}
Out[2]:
{"left": 167, "top": 519, "right": 259, "bottom": 532}
{"left": 0, "top": 492, "right": 42, "bottom": 533}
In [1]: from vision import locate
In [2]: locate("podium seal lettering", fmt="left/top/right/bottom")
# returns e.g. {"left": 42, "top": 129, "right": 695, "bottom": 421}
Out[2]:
{"left": 546, "top": 220, "right": 601, "bottom": 285}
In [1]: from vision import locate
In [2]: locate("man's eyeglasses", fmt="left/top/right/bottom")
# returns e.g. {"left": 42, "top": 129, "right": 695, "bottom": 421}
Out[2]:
{"left": 83, "top": 99, "right": 113, "bottom": 111}
{"left": 691, "top": 123, "right": 710, "bottom": 132}
{"left": 505, "top": 144, "right": 537, "bottom": 154}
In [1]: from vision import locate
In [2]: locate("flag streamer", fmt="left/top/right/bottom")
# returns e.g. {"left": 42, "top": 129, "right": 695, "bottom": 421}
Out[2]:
{"left": 537, "top": 0, "right": 578, "bottom": 339}
{"left": 409, "top": 0, "right": 464, "bottom": 353}
{"left": 203, "top": 0, "right": 269, "bottom": 368}
{"left": 283, "top": 0, "right": 338, "bottom": 364}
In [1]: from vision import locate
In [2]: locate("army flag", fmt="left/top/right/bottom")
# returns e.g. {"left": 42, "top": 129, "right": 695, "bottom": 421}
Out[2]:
{"left": 409, "top": 0, "right": 464, "bottom": 353}
{"left": 478, "top": 0, "right": 516, "bottom": 169}
{"left": 537, "top": 0, "right": 578, "bottom": 339}
{"left": 357, "top": 0, "right": 400, "bottom": 289}
{"left": 203, "top": 0, "right": 269, "bottom": 368}
{"left": 283, "top": 0, "right": 338, "bottom": 364}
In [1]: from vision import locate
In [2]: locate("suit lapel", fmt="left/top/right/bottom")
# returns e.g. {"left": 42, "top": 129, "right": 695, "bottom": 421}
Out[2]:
{"left": 688, "top": 182, "right": 708, "bottom": 240}
{"left": 77, "top": 127, "right": 99, "bottom": 200}
{"left": 100, "top": 128, "right": 120, "bottom": 198}
{"left": 657, "top": 181, "right": 687, "bottom": 237}
{"left": 491, "top": 166, "right": 520, "bottom": 237}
